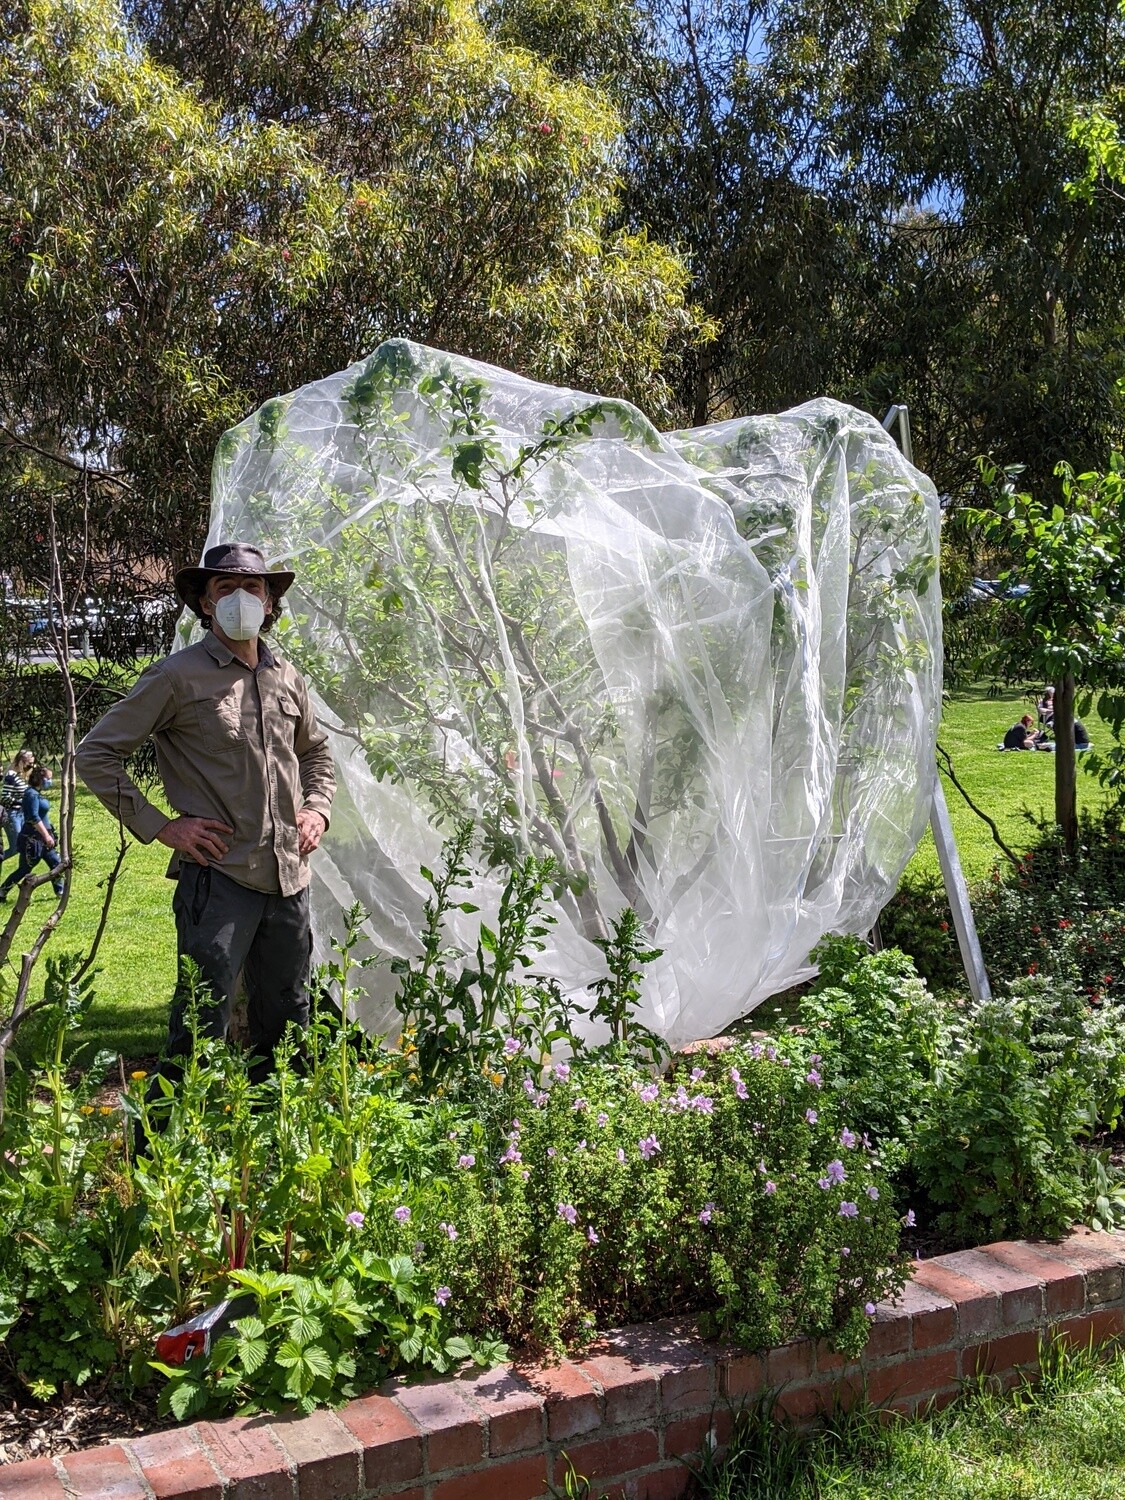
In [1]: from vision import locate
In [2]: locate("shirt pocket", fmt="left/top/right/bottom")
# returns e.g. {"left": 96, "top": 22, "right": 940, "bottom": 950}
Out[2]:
{"left": 196, "top": 687, "right": 245, "bottom": 753}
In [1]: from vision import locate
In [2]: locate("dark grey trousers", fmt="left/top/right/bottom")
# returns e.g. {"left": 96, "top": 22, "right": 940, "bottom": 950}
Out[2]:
{"left": 167, "top": 864, "right": 312, "bottom": 1063}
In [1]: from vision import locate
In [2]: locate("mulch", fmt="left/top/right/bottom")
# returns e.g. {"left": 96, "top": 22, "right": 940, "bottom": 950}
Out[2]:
{"left": 0, "top": 1379, "right": 175, "bottom": 1465}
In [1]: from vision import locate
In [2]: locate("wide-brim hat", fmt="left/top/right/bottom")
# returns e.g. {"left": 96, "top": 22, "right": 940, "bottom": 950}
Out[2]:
{"left": 175, "top": 542, "right": 296, "bottom": 619}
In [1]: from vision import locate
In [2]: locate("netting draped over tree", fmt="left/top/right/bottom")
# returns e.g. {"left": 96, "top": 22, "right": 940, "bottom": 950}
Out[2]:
{"left": 189, "top": 340, "right": 941, "bottom": 1046}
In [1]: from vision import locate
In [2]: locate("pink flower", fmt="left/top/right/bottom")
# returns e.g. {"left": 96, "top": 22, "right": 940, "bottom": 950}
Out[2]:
{"left": 547, "top": 1147, "right": 557, "bottom": 1158}
{"left": 729, "top": 1066, "right": 741, "bottom": 1083}
{"left": 576, "top": 1140, "right": 587, "bottom": 1151}
{"left": 597, "top": 1112, "right": 609, "bottom": 1127}
{"left": 558, "top": 1202, "right": 578, "bottom": 1225}
{"left": 503, "top": 1037, "right": 521, "bottom": 1056}
{"left": 587, "top": 1225, "right": 599, "bottom": 1244}
{"left": 534, "top": 1091, "right": 549, "bottom": 1107}
{"left": 692, "top": 1095, "right": 714, "bottom": 1114}
{"left": 735, "top": 1080, "right": 749, "bottom": 1100}
{"left": 638, "top": 1134, "right": 661, "bottom": 1160}
{"left": 522, "top": 1076, "right": 536, "bottom": 1096}
{"left": 840, "top": 1128, "right": 857, "bottom": 1149}
{"left": 345, "top": 1211, "right": 365, "bottom": 1228}
{"left": 841, "top": 1246, "right": 851, "bottom": 1256}
{"left": 764, "top": 1180, "right": 777, "bottom": 1194}
{"left": 903, "top": 1209, "right": 917, "bottom": 1228}
{"left": 435, "top": 1286, "right": 451, "bottom": 1307}
{"left": 699, "top": 1203, "right": 714, "bottom": 1223}
{"left": 825, "top": 1159, "right": 846, "bottom": 1185}
{"left": 806, "top": 1069, "right": 822, "bottom": 1088}
{"left": 554, "top": 1062, "right": 571, "bottom": 1082}
{"left": 573, "top": 1097, "right": 588, "bottom": 1112}
{"left": 838, "top": 1201, "right": 858, "bottom": 1218}
{"left": 457, "top": 1153, "right": 475, "bottom": 1169}
{"left": 440, "top": 1222, "right": 458, "bottom": 1241}
{"left": 616, "top": 1148, "right": 626, "bottom": 1163}
{"left": 691, "top": 1067, "right": 706, "bottom": 1082}
{"left": 394, "top": 1205, "right": 411, "bottom": 1223}
{"left": 866, "top": 1185, "right": 879, "bottom": 1201}
{"left": 805, "top": 1109, "right": 818, "bottom": 1124}
{"left": 865, "top": 1302, "right": 876, "bottom": 1317}
{"left": 500, "top": 1144, "right": 522, "bottom": 1165}
{"left": 637, "top": 1082, "right": 659, "bottom": 1103}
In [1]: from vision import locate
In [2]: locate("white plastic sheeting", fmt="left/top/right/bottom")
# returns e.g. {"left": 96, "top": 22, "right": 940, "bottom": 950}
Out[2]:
{"left": 190, "top": 340, "right": 941, "bottom": 1047}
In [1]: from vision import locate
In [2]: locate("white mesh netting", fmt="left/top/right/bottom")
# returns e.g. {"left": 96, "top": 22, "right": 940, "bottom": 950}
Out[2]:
{"left": 187, "top": 340, "right": 941, "bottom": 1047}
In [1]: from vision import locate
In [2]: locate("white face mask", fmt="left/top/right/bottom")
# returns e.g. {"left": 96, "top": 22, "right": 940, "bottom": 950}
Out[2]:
{"left": 212, "top": 588, "right": 266, "bottom": 641}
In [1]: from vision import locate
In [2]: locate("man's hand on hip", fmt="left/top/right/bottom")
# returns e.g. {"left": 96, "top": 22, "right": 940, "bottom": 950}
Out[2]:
{"left": 157, "top": 815, "right": 233, "bottom": 865}
{"left": 296, "top": 807, "right": 326, "bottom": 856}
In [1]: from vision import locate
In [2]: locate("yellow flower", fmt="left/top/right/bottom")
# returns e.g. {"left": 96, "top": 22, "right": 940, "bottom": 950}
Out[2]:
{"left": 130, "top": 1070, "right": 147, "bottom": 1080}
{"left": 79, "top": 1104, "right": 95, "bottom": 1116}
{"left": 99, "top": 1105, "right": 114, "bottom": 1116}
{"left": 489, "top": 1072, "right": 503, "bottom": 1087}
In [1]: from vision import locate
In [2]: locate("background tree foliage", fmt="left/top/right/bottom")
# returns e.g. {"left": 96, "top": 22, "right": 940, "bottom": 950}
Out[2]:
{"left": 0, "top": 0, "right": 1123, "bottom": 743}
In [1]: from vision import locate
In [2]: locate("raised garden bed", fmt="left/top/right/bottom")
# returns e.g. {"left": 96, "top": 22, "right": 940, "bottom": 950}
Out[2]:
{"left": 6, "top": 1227, "right": 1124, "bottom": 1500}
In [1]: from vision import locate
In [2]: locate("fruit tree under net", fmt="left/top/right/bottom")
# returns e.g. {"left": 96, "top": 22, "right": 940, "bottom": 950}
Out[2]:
{"left": 187, "top": 340, "right": 941, "bottom": 1047}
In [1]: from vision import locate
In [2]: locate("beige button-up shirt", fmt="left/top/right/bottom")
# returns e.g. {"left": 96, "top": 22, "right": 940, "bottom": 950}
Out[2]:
{"left": 76, "top": 634, "right": 335, "bottom": 897}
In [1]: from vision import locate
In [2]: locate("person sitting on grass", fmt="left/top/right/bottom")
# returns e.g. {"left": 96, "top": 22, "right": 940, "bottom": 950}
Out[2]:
{"left": 1037, "top": 686, "right": 1055, "bottom": 727}
{"left": 1003, "top": 714, "right": 1039, "bottom": 750}
{"left": 0, "top": 764, "right": 64, "bottom": 900}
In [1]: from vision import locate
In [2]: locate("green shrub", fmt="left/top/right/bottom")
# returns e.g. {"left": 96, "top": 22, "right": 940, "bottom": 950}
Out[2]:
{"left": 912, "top": 1021, "right": 1089, "bottom": 1244}
{"left": 796, "top": 936, "right": 955, "bottom": 1152}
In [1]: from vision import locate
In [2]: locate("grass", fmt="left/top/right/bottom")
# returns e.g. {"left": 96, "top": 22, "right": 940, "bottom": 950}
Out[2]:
{"left": 907, "top": 683, "right": 1116, "bottom": 884}
{"left": 3, "top": 783, "right": 177, "bottom": 1064}
{"left": 693, "top": 1338, "right": 1125, "bottom": 1499}
{"left": 1, "top": 684, "right": 1119, "bottom": 1064}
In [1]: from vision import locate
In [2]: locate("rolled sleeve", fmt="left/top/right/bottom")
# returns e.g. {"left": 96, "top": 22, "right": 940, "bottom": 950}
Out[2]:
{"left": 75, "top": 664, "right": 177, "bottom": 844}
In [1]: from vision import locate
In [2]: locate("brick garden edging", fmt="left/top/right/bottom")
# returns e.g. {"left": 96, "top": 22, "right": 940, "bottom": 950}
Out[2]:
{"left": 7, "top": 1227, "right": 1125, "bottom": 1500}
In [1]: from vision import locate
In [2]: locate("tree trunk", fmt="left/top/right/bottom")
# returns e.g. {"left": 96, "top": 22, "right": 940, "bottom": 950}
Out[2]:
{"left": 1054, "top": 671, "right": 1078, "bottom": 857}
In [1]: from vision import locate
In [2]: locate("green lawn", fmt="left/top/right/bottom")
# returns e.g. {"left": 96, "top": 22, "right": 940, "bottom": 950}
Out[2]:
{"left": 907, "top": 684, "right": 1115, "bottom": 884}
{"left": 4, "top": 783, "right": 178, "bottom": 1064}
{"left": 2, "top": 685, "right": 1117, "bottom": 1064}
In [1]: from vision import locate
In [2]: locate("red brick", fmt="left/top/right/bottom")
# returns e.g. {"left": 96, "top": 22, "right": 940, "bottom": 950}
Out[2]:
{"left": 128, "top": 1429, "right": 223, "bottom": 1500}
{"left": 962, "top": 1328, "right": 1042, "bottom": 1379}
{"left": 393, "top": 1380, "right": 484, "bottom": 1474}
{"left": 864, "top": 1308, "right": 911, "bottom": 1360}
{"left": 911, "top": 1261, "right": 1001, "bottom": 1340}
{"left": 865, "top": 1349, "right": 959, "bottom": 1407}
{"left": 577, "top": 1353, "right": 659, "bottom": 1426}
{"left": 631, "top": 1467, "right": 693, "bottom": 1500}
{"left": 774, "top": 1382, "right": 829, "bottom": 1424}
{"left": 431, "top": 1452, "right": 549, "bottom": 1500}
{"left": 381, "top": 1490, "right": 425, "bottom": 1500}
{"left": 565, "top": 1428, "right": 660, "bottom": 1476}
{"left": 660, "top": 1360, "right": 712, "bottom": 1411}
{"left": 516, "top": 1360, "right": 601, "bottom": 1442}
{"left": 1028, "top": 1229, "right": 1125, "bottom": 1304}
{"left": 456, "top": 1365, "right": 544, "bottom": 1456}
{"left": 62, "top": 1443, "right": 148, "bottom": 1499}
{"left": 271, "top": 1409, "right": 362, "bottom": 1499}
{"left": 888, "top": 1278, "right": 958, "bottom": 1351}
{"left": 0, "top": 1457, "right": 68, "bottom": 1500}
{"left": 931, "top": 1249, "right": 1044, "bottom": 1326}
{"left": 983, "top": 1241, "right": 1085, "bottom": 1316}
{"left": 1059, "top": 1305, "right": 1125, "bottom": 1345}
{"left": 766, "top": 1339, "right": 815, "bottom": 1386}
{"left": 595, "top": 1320, "right": 716, "bottom": 1413}
{"left": 662, "top": 1411, "right": 713, "bottom": 1461}
{"left": 339, "top": 1392, "right": 422, "bottom": 1489}
{"left": 719, "top": 1350, "right": 766, "bottom": 1398}
{"left": 196, "top": 1416, "right": 294, "bottom": 1500}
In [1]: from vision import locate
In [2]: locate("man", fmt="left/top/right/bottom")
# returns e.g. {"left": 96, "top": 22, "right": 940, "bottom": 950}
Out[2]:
{"left": 76, "top": 543, "right": 335, "bottom": 1071}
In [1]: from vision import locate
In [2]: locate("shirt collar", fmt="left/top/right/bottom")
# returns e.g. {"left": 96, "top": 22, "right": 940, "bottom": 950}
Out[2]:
{"left": 204, "top": 632, "right": 276, "bottom": 673}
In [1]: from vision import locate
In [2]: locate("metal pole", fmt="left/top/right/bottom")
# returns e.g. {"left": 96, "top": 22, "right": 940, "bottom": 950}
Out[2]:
{"left": 881, "top": 404, "right": 991, "bottom": 1002}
